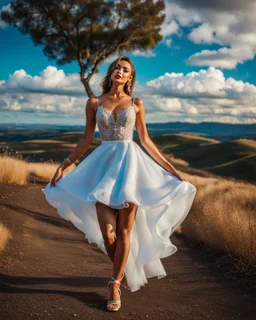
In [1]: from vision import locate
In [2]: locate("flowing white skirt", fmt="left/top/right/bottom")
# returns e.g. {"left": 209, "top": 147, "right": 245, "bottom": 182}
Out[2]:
{"left": 41, "top": 139, "right": 197, "bottom": 292}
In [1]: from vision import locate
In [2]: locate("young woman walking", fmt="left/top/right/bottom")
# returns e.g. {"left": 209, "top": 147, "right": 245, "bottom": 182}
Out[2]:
{"left": 42, "top": 56, "right": 197, "bottom": 312}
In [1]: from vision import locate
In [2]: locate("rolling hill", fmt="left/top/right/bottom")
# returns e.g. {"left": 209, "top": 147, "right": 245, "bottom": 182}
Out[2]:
{"left": 151, "top": 134, "right": 256, "bottom": 183}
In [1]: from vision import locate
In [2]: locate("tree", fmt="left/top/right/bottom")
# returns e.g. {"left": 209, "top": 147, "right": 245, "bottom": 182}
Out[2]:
{"left": 1, "top": 0, "right": 165, "bottom": 97}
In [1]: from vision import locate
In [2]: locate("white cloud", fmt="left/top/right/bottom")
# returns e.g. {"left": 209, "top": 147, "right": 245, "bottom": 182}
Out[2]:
{"left": 204, "top": 116, "right": 256, "bottom": 124}
{"left": 146, "top": 66, "right": 256, "bottom": 123}
{"left": 160, "top": 4, "right": 181, "bottom": 47}
{"left": 186, "top": 46, "right": 256, "bottom": 69}
{"left": 0, "top": 66, "right": 103, "bottom": 117}
{"left": 160, "top": 20, "right": 179, "bottom": 38}
{"left": 164, "top": 0, "right": 256, "bottom": 69}
{"left": 0, "top": 66, "right": 102, "bottom": 96}
{"left": 0, "top": 65, "right": 255, "bottom": 124}
{"left": 130, "top": 49, "right": 156, "bottom": 58}
{"left": 165, "top": 39, "right": 172, "bottom": 47}
{"left": 188, "top": 23, "right": 216, "bottom": 44}
{"left": 147, "top": 66, "right": 230, "bottom": 98}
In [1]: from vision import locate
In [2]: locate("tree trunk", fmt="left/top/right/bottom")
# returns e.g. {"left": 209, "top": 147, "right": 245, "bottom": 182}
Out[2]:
{"left": 81, "top": 77, "right": 94, "bottom": 98}
{"left": 78, "top": 55, "right": 95, "bottom": 97}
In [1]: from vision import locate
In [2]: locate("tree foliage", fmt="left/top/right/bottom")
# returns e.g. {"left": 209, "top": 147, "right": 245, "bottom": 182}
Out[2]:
{"left": 1, "top": 0, "right": 165, "bottom": 97}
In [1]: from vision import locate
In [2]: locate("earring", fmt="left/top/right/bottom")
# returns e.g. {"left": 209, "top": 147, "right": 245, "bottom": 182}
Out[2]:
{"left": 127, "top": 81, "right": 132, "bottom": 93}
{"left": 108, "top": 78, "right": 112, "bottom": 87}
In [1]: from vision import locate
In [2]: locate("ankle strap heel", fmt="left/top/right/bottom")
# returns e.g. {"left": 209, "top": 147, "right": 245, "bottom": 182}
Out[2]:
{"left": 107, "top": 277, "right": 122, "bottom": 311}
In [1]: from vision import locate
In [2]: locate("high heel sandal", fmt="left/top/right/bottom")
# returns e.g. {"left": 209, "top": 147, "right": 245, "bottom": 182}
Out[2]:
{"left": 107, "top": 276, "right": 122, "bottom": 312}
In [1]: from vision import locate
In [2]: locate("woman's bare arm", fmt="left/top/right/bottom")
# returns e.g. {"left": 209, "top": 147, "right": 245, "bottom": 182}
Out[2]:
{"left": 135, "top": 98, "right": 181, "bottom": 176}
{"left": 58, "top": 96, "right": 97, "bottom": 171}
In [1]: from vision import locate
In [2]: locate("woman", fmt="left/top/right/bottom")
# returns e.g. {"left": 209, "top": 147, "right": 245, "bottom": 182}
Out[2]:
{"left": 42, "top": 56, "right": 197, "bottom": 312}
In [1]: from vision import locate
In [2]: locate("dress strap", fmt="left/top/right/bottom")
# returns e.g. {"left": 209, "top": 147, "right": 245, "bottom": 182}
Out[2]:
{"left": 132, "top": 97, "right": 135, "bottom": 106}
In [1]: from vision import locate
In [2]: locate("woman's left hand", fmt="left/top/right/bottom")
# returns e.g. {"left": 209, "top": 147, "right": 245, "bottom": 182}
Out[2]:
{"left": 173, "top": 170, "right": 187, "bottom": 182}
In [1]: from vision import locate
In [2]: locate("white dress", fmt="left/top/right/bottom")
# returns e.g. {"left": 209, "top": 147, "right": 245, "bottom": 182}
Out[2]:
{"left": 42, "top": 96, "right": 197, "bottom": 292}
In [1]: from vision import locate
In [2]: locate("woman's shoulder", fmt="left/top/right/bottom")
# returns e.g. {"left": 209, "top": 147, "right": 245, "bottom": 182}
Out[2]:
{"left": 134, "top": 97, "right": 144, "bottom": 107}
{"left": 133, "top": 97, "right": 144, "bottom": 115}
{"left": 134, "top": 97, "right": 143, "bottom": 103}
{"left": 86, "top": 96, "right": 100, "bottom": 113}
{"left": 90, "top": 94, "right": 107, "bottom": 103}
{"left": 87, "top": 95, "right": 102, "bottom": 105}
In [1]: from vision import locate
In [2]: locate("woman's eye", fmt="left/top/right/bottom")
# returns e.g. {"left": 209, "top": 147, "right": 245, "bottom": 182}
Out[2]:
{"left": 115, "top": 65, "right": 129, "bottom": 73}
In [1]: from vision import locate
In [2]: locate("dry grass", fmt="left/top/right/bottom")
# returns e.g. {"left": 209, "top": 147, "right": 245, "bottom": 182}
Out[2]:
{"left": 0, "top": 223, "right": 12, "bottom": 253}
{"left": 28, "top": 161, "right": 76, "bottom": 181}
{"left": 0, "top": 155, "right": 76, "bottom": 185}
{"left": 236, "top": 138, "right": 256, "bottom": 148}
{"left": 182, "top": 173, "right": 256, "bottom": 267}
{"left": 163, "top": 132, "right": 220, "bottom": 144}
{"left": 0, "top": 156, "right": 29, "bottom": 185}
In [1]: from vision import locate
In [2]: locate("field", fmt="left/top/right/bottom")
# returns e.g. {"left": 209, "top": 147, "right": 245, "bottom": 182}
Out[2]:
{"left": 1, "top": 129, "right": 255, "bottom": 318}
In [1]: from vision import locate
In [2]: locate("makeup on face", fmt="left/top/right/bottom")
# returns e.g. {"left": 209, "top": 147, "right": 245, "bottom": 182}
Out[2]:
{"left": 114, "top": 63, "right": 131, "bottom": 79}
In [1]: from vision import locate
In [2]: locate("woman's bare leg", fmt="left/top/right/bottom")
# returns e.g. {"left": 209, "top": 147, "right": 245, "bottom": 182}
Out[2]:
{"left": 108, "top": 202, "right": 138, "bottom": 309}
{"left": 95, "top": 202, "right": 118, "bottom": 262}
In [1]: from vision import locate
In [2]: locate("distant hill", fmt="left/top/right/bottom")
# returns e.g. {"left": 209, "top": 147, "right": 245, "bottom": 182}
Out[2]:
{"left": 152, "top": 134, "right": 256, "bottom": 183}
{"left": 147, "top": 122, "right": 256, "bottom": 141}
{"left": 151, "top": 133, "right": 220, "bottom": 153}
{"left": 0, "top": 121, "right": 255, "bottom": 142}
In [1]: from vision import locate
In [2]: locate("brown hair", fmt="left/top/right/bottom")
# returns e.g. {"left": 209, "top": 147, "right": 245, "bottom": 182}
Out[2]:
{"left": 100, "top": 56, "right": 136, "bottom": 96}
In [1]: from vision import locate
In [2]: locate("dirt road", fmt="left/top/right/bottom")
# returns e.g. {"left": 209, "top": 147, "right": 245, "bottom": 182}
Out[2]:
{"left": 0, "top": 181, "right": 255, "bottom": 320}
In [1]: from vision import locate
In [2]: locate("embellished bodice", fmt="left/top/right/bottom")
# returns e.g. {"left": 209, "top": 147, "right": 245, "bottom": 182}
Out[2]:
{"left": 95, "top": 97, "right": 136, "bottom": 141}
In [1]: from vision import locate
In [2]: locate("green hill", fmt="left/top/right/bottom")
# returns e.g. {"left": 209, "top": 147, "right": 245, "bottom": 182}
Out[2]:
{"left": 151, "top": 133, "right": 220, "bottom": 153}
{"left": 152, "top": 134, "right": 256, "bottom": 183}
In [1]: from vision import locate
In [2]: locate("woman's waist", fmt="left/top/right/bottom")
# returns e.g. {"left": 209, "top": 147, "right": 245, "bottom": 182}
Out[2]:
{"left": 101, "top": 139, "right": 133, "bottom": 144}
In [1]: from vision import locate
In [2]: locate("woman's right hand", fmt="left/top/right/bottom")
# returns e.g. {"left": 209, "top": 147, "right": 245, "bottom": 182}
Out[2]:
{"left": 50, "top": 167, "right": 64, "bottom": 188}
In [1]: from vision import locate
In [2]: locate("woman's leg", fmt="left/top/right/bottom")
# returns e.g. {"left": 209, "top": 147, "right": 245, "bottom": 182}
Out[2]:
{"left": 108, "top": 202, "right": 138, "bottom": 309}
{"left": 95, "top": 202, "right": 118, "bottom": 262}
{"left": 113, "top": 202, "right": 138, "bottom": 279}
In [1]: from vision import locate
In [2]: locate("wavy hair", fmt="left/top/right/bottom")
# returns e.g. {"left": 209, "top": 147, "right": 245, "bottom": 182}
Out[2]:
{"left": 100, "top": 56, "right": 136, "bottom": 96}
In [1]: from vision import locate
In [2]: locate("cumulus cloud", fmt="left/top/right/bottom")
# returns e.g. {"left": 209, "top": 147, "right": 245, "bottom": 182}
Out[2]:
{"left": 186, "top": 47, "right": 255, "bottom": 70}
{"left": 0, "top": 65, "right": 255, "bottom": 124}
{"left": 0, "top": 66, "right": 103, "bottom": 117}
{"left": 160, "top": 20, "right": 179, "bottom": 38}
{"left": 147, "top": 66, "right": 229, "bottom": 98}
{"left": 0, "top": 65, "right": 150, "bottom": 118}
{"left": 0, "top": 66, "right": 102, "bottom": 96}
{"left": 164, "top": 0, "right": 256, "bottom": 68}
{"left": 160, "top": 5, "right": 180, "bottom": 47}
{"left": 146, "top": 66, "right": 256, "bottom": 123}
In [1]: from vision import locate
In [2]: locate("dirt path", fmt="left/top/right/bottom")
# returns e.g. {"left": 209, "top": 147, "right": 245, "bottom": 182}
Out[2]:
{"left": 0, "top": 181, "right": 255, "bottom": 320}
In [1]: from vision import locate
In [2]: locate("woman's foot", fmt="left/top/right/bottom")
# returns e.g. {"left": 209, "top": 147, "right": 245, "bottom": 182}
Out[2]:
{"left": 108, "top": 282, "right": 121, "bottom": 311}
{"left": 107, "top": 276, "right": 123, "bottom": 311}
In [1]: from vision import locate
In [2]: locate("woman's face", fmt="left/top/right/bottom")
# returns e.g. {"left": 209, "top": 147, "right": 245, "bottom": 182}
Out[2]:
{"left": 110, "top": 60, "right": 133, "bottom": 86}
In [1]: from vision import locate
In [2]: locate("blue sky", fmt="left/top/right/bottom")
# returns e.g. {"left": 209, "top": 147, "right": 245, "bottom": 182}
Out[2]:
{"left": 0, "top": 0, "right": 256, "bottom": 125}
{"left": 1, "top": 24, "right": 255, "bottom": 85}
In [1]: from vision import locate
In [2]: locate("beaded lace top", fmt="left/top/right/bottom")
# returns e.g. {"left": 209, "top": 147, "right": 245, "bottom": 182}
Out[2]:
{"left": 96, "top": 97, "right": 136, "bottom": 141}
